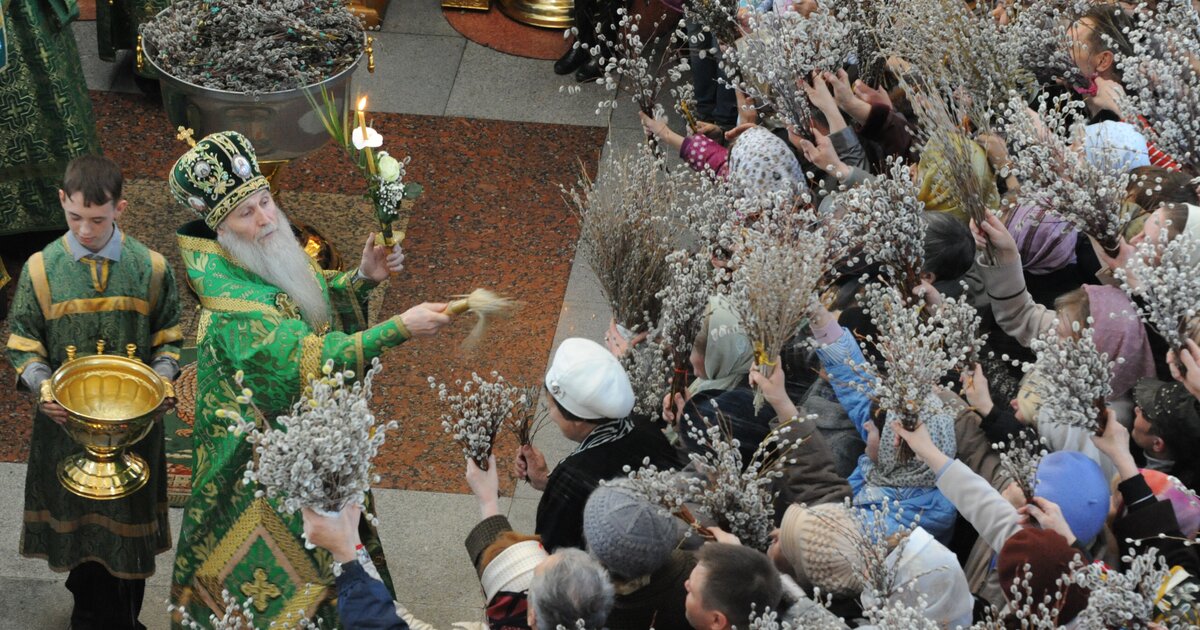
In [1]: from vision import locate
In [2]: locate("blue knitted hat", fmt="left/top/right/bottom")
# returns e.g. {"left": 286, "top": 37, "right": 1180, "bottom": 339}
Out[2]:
{"left": 1034, "top": 451, "right": 1111, "bottom": 544}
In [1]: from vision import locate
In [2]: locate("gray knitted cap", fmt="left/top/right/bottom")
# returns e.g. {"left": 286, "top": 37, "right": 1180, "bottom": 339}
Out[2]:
{"left": 583, "top": 485, "right": 682, "bottom": 581}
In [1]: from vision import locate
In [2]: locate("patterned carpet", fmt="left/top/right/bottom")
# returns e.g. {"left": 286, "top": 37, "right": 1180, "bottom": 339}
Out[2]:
{"left": 0, "top": 89, "right": 607, "bottom": 495}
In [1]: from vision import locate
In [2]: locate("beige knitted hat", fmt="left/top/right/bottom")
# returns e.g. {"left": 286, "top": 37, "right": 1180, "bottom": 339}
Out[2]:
{"left": 778, "top": 503, "right": 862, "bottom": 597}
{"left": 480, "top": 540, "right": 548, "bottom": 601}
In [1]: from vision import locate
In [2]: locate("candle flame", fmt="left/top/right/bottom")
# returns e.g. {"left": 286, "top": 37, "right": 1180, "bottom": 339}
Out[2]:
{"left": 358, "top": 96, "right": 368, "bottom": 111}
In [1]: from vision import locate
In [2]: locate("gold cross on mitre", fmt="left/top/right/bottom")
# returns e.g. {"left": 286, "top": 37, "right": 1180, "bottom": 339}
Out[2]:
{"left": 176, "top": 126, "right": 197, "bottom": 147}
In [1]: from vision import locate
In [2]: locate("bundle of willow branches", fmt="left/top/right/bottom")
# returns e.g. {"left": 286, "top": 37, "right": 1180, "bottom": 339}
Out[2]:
{"left": 720, "top": 10, "right": 856, "bottom": 131}
{"left": 657, "top": 249, "right": 718, "bottom": 397}
{"left": 1002, "top": 93, "right": 1136, "bottom": 256}
{"left": 1121, "top": 230, "right": 1200, "bottom": 356}
{"left": 141, "top": 0, "right": 364, "bottom": 93}
{"left": 429, "top": 372, "right": 517, "bottom": 471}
{"left": 565, "top": 145, "right": 676, "bottom": 332}
{"left": 615, "top": 412, "right": 808, "bottom": 551}
{"left": 855, "top": 283, "right": 981, "bottom": 458}
{"left": 826, "top": 160, "right": 928, "bottom": 296}
{"left": 1026, "top": 322, "right": 1114, "bottom": 435}
{"left": 1118, "top": 0, "right": 1200, "bottom": 169}
{"left": 727, "top": 221, "right": 827, "bottom": 410}
{"left": 508, "top": 384, "right": 551, "bottom": 447}
{"left": 994, "top": 429, "right": 1048, "bottom": 503}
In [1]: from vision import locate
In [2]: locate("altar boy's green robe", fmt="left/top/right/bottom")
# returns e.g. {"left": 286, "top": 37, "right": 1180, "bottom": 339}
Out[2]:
{"left": 5, "top": 232, "right": 183, "bottom": 578}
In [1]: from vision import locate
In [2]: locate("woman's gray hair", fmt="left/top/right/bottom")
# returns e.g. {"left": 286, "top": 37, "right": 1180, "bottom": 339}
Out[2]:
{"left": 529, "top": 548, "right": 614, "bottom": 630}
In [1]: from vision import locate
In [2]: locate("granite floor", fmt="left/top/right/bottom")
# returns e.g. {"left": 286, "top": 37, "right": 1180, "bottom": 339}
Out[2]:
{"left": 0, "top": 2, "right": 638, "bottom": 627}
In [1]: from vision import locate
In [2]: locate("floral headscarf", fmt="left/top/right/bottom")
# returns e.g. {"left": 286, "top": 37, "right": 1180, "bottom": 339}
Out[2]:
{"left": 865, "top": 395, "right": 957, "bottom": 489}
{"left": 727, "top": 127, "right": 807, "bottom": 200}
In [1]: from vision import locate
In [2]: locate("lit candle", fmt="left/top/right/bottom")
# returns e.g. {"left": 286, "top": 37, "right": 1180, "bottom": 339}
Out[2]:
{"left": 356, "top": 96, "right": 376, "bottom": 174}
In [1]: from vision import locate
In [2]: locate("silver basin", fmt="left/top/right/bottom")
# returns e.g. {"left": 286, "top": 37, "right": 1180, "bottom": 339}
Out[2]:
{"left": 143, "top": 36, "right": 363, "bottom": 163}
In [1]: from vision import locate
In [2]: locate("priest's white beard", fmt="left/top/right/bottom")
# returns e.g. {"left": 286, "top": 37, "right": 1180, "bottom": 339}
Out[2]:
{"left": 218, "top": 213, "right": 331, "bottom": 329}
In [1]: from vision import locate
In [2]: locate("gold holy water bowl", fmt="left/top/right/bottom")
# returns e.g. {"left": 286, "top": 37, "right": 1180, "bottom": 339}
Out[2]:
{"left": 41, "top": 343, "right": 170, "bottom": 500}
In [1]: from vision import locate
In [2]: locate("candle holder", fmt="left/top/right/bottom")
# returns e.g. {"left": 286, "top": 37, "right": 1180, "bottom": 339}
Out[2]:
{"left": 308, "top": 88, "right": 424, "bottom": 253}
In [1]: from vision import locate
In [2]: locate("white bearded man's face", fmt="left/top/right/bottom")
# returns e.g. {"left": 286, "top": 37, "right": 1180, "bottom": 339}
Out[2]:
{"left": 217, "top": 188, "right": 331, "bottom": 329}
{"left": 219, "top": 187, "right": 281, "bottom": 243}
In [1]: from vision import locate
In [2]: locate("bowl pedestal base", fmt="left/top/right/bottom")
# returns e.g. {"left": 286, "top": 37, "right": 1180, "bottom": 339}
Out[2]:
{"left": 58, "top": 450, "right": 150, "bottom": 500}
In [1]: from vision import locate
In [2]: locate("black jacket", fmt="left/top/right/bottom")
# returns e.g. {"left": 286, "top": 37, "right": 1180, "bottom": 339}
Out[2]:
{"left": 606, "top": 550, "right": 696, "bottom": 630}
{"left": 535, "top": 420, "right": 682, "bottom": 552}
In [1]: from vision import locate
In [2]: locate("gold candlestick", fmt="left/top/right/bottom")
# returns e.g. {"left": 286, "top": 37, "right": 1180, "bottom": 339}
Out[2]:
{"left": 96, "top": 340, "right": 106, "bottom": 355}
{"left": 126, "top": 344, "right": 138, "bottom": 360}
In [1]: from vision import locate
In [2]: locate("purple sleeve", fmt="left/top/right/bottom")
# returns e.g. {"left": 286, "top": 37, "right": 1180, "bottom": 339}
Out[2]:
{"left": 680, "top": 135, "right": 730, "bottom": 178}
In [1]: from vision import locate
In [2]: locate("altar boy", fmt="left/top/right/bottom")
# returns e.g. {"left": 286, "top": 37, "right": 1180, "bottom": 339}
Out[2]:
{"left": 5, "top": 154, "right": 181, "bottom": 630}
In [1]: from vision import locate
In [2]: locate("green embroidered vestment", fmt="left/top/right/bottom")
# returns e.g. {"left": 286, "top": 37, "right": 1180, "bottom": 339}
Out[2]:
{"left": 0, "top": 0, "right": 101, "bottom": 235}
{"left": 171, "top": 221, "right": 409, "bottom": 627}
{"left": 5, "top": 233, "right": 183, "bottom": 578}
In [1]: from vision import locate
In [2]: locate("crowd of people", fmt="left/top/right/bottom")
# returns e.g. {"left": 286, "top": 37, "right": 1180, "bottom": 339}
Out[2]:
{"left": 504, "top": 0, "right": 1200, "bottom": 628}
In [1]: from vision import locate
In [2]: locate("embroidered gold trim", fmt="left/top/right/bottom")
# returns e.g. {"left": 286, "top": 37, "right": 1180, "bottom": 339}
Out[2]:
{"left": 196, "top": 310, "right": 214, "bottom": 344}
{"left": 149, "top": 250, "right": 167, "bottom": 310}
{"left": 6, "top": 334, "right": 47, "bottom": 357}
{"left": 82, "top": 258, "right": 111, "bottom": 293}
{"left": 23, "top": 506, "right": 167, "bottom": 537}
{"left": 208, "top": 175, "right": 270, "bottom": 229}
{"left": 393, "top": 315, "right": 411, "bottom": 341}
{"left": 45, "top": 296, "right": 151, "bottom": 320}
{"left": 177, "top": 233, "right": 253, "bottom": 273}
{"left": 155, "top": 351, "right": 182, "bottom": 361}
{"left": 177, "top": 233, "right": 232, "bottom": 259}
{"left": 27, "top": 253, "right": 51, "bottom": 321}
{"left": 198, "top": 295, "right": 282, "bottom": 317}
{"left": 151, "top": 326, "right": 184, "bottom": 347}
{"left": 193, "top": 498, "right": 328, "bottom": 623}
{"left": 13, "top": 355, "right": 45, "bottom": 376}
{"left": 300, "top": 334, "right": 323, "bottom": 382}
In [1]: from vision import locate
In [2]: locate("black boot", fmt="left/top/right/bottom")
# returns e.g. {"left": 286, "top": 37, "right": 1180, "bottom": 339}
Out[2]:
{"left": 575, "top": 57, "right": 603, "bottom": 82}
{"left": 554, "top": 46, "right": 588, "bottom": 75}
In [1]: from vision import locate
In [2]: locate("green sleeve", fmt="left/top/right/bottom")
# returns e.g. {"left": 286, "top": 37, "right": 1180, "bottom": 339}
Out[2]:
{"left": 206, "top": 310, "right": 409, "bottom": 414}
{"left": 4, "top": 261, "right": 49, "bottom": 390}
{"left": 150, "top": 262, "right": 183, "bottom": 361}
{"left": 327, "top": 267, "right": 380, "bottom": 305}
{"left": 323, "top": 267, "right": 381, "bottom": 334}
{"left": 315, "top": 315, "right": 410, "bottom": 375}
